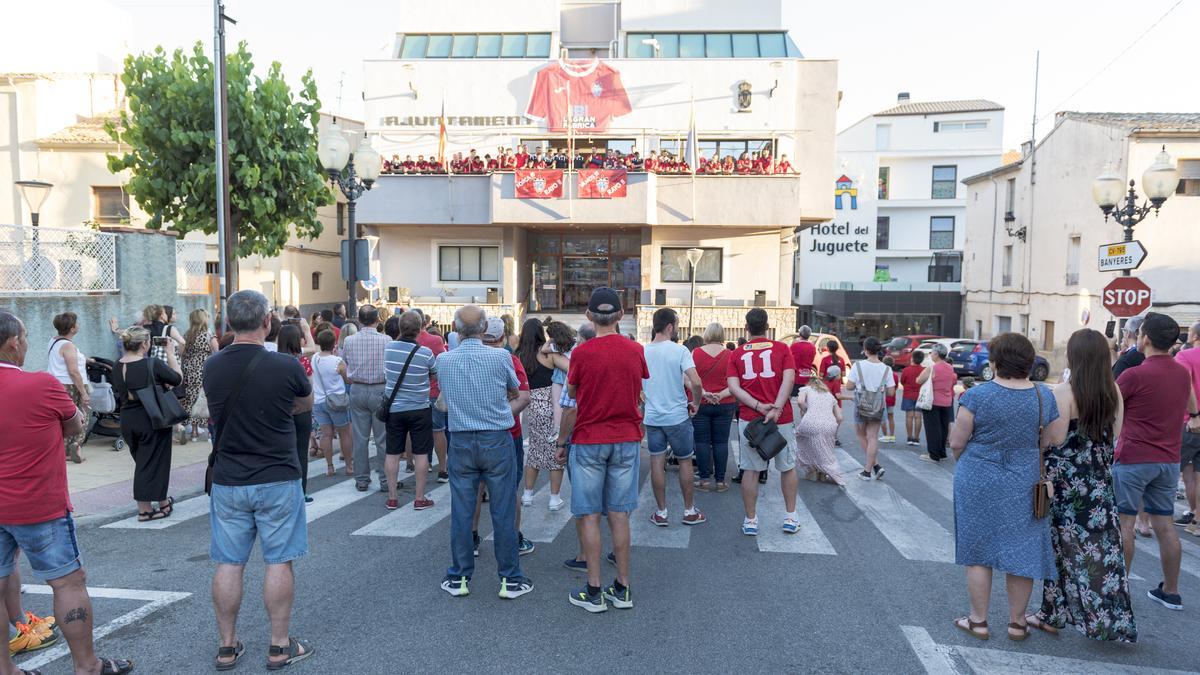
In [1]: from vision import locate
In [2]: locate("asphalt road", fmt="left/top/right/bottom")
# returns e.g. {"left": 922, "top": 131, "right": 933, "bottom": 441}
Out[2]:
{"left": 12, "top": 417, "right": 1200, "bottom": 674}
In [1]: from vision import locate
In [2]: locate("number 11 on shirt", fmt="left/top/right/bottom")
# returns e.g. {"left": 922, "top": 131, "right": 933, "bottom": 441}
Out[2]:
{"left": 740, "top": 350, "right": 776, "bottom": 379}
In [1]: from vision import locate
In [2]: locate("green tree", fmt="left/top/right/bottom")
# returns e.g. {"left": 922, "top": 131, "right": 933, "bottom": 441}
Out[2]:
{"left": 107, "top": 41, "right": 332, "bottom": 258}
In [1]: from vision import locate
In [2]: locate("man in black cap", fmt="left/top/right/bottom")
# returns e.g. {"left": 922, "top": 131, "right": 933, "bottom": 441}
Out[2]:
{"left": 559, "top": 288, "right": 648, "bottom": 613}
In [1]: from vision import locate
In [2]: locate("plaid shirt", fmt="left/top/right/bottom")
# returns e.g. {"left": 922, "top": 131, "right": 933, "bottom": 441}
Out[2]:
{"left": 341, "top": 328, "right": 389, "bottom": 384}
{"left": 436, "top": 337, "right": 520, "bottom": 432}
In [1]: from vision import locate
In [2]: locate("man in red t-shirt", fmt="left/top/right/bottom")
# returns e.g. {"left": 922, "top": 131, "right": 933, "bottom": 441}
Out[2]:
{"left": 725, "top": 308, "right": 799, "bottom": 537}
{"left": 562, "top": 288, "right": 646, "bottom": 613}
{"left": 789, "top": 325, "right": 817, "bottom": 394}
{"left": 0, "top": 312, "right": 134, "bottom": 675}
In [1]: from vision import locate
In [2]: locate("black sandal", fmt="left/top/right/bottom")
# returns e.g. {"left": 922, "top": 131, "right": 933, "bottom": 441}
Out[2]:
{"left": 215, "top": 641, "right": 244, "bottom": 671}
{"left": 266, "top": 637, "right": 314, "bottom": 670}
{"left": 98, "top": 657, "right": 134, "bottom": 674}
{"left": 136, "top": 510, "right": 167, "bottom": 522}
{"left": 157, "top": 496, "right": 175, "bottom": 517}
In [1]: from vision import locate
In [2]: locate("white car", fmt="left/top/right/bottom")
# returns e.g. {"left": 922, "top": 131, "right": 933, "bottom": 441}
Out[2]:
{"left": 912, "top": 338, "right": 974, "bottom": 363}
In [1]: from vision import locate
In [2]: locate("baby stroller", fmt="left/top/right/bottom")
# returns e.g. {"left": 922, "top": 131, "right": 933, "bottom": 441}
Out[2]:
{"left": 85, "top": 357, "right": 125, "bottom": 451}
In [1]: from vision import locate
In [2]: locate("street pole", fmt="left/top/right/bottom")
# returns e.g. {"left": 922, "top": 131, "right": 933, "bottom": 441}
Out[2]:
{"left": 687, "top": 267, "right": 697, "bottom": 338}
{"left": 213, "top": 0, "right": 236, "bottom": 328}
{"left": 346, "top": 190, "right": 358, "bottom": 318}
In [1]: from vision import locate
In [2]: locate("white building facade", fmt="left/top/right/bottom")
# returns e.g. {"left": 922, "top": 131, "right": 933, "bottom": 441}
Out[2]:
{"left": 962, "top": 112, "right": 1200, "bottom": 372}
{"left": 356, "top": 0, "right": 838, "bottom": 330}
{"left": 793, "top": 97, "right": 1004, "bottom": 348}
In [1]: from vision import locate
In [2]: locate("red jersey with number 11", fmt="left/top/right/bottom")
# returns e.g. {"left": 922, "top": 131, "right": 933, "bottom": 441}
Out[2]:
{"left": 726, "top": 338, "right": 795, "bottom": 424}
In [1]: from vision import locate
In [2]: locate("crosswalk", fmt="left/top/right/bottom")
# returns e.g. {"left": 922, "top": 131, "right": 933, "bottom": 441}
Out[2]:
{"left": 94, "top": 443, "right": 1200, "bottom": 576}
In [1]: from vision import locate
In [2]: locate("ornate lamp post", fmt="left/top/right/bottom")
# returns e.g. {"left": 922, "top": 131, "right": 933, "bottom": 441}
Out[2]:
{"left": 319, "top": 121, "right": 380, "bottom": 317}
{"left": 685, "top": 247, "right": 704, "bottom": 338}
{"left": 1092, "top": 146, "right": 1179, "bottom": 277}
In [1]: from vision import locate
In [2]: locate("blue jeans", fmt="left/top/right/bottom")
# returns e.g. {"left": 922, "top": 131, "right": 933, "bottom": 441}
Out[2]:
{"left": 0, "top": 514, "right": 81, "bottom": 581}
{"left": 210, "top": 480, "right": 308, "bottom": 565}
{"left": 693, "top": 403, "right": 736, "bottom": 481}
{"left": 447, "top": 430, "right": 522, "bottom": 581}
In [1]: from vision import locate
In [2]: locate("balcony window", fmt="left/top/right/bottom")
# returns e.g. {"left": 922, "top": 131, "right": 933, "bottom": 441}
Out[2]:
{"left": 400, "top": 34, "right": 429, "bottom": 58}
{"left": 311, "top": 272, "right": 321, "bottom": 291}
{"left": 399, "top": 33, "right": 551, "bottom": 59}
{"left": 758, "top": 33, "right": 787, "bottom": 57}
{"left": 704, "top": 33, "right": 732, "bottom": 58}
{"left": 878, "top": 167, "right": 889, "bottom": 199}
{"left": 731, "top": 33, "right": 759, "bottom": 57}
{"left": 626, "top": 32, "right": 795, "bottom": 59}
{"left": 654, "top": 33, "right": 680, "bottom": 58}
{"left": 500, "top": 34, "right": 527, "bottom": 57}
{"left": 526, "top": 33, "right": 551, "bottom": 57}
{"left": 680, "top": 33, "right": 705, "bottom": 58}
{"left": 426, "top": 34, "right": 452, "bottom": 58}
{"left": 876, "top": 217, "right": 890, "bottom": 250}
{"left": 928, "top": 252, "right": 961, "bottom": 282}
{"left": 661, "top": 247, "right": 722, "bottom": 283}
{"left": 92, "top": 186, "right": 129, "bottom": 224}
{"left": 1178, "top": 160, "right": 1200, "bottom": 196}
{"left": 476, "top": 34, "right": 501, "bottom": 57}
{"left": 931, "top": 165, "right": 957, "bottom": 199}
{"left": 930, "top": 216, "right": 955, "bottom": 249}
{"left": 451, "top": 34, "right": 477, "bottom": 58}
{"left": 1002, "top": 245, "right": 1013, "bottom": 286}
{"left": 439, "top": 245, "right": 499, "bottom": 282}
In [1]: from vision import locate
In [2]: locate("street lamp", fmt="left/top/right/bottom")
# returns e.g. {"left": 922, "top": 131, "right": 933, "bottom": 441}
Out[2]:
{"left": 319, "top": 121, "right": 380, "bottom": 317}
{"left": 1092, "top": 146, "right": 1180, "bottom": 274}
{"left": 685, "top": 247, "right": 704, "bottom": 338}
{"left": 15, "top": 180, "right": 53, "bottom": 227}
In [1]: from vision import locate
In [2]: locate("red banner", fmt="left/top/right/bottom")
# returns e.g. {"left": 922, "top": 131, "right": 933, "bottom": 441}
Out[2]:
{"left": 578, "top": 169, "right": 628, "bottom": 199}
{"left": 514, "top": 169, "right": 564, "bottom": 199}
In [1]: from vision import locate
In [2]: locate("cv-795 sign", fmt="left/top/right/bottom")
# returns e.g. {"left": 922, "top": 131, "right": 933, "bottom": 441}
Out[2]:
{"left": 1098, "top": 240, "right": 1147, "bottom": 272}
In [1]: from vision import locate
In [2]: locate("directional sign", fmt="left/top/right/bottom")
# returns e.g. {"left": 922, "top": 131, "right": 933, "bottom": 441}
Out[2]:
{"left": 1098, "top": 240, "right": 1147, "bottom": 272}
{"left": 1102, "top": 276, "right": 1152, "bottom": 318}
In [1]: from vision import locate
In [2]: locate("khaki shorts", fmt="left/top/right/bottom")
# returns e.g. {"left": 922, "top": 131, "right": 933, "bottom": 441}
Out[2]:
{"left": 736, "top": 420, "right": 797, "bottom": 473}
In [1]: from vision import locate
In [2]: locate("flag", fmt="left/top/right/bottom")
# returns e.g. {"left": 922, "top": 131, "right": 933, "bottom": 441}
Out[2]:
{"left": 437, "top": 99, "right": 447, "bottom": 169}
{"left": 684, "top": 97, "right": 697, "bottom": 175}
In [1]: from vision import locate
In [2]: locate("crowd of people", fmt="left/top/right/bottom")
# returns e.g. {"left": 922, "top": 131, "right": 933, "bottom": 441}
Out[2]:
{"left": 381, "top": 144, "right": 794, "bottom": 176}
{"left": 2, "top": 288, "right": 1198, "bottom": 670}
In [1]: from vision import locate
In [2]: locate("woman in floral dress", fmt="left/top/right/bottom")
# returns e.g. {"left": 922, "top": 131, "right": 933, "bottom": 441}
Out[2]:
{"left": 1031, "top": 328, "right": 1137, "bottom": 642}
{"left": 180, "top": 309, "right": 218, "bottom": 442}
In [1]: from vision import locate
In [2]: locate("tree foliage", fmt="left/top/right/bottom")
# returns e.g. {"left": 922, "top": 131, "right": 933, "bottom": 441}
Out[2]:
{"left": 108, "top": 42, "right": 332, "bottom": 258}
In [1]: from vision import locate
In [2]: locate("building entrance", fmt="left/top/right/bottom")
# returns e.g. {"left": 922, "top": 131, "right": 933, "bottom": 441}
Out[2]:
{"left": 530, "top": 231, "right": 640, "bottom": 311}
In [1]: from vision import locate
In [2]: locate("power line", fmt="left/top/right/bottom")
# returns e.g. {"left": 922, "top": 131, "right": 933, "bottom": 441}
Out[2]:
{"left": 1037, "top": 0, "right": 1183, "bottom": 124}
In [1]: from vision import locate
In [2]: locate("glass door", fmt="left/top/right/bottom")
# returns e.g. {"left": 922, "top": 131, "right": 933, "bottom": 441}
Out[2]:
{"left": 532, "top": 255, "right": 560, "bottom": 311}
{"left": 562, "top": 257, "right": 610, "bottom": 310}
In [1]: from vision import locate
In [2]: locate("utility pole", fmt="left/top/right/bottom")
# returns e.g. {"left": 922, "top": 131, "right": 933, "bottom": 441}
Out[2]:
{"left": 213, "top": 0, "right": 236, "bottom": 329}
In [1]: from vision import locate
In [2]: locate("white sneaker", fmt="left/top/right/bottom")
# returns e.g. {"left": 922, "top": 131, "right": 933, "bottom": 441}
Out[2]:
{"left": 548, "top": 494, "right": 565, "bottom": 511}
{"left": 521, "top": 490, "right": 534, "bottom": 507}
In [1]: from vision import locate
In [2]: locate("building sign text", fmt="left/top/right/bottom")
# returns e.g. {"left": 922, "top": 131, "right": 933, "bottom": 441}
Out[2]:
{"left": 807, "top": 222, "right": 871, "bottom": 256}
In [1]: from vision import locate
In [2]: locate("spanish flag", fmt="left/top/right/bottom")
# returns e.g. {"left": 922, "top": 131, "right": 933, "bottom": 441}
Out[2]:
{"left": 437, "top": 99, "right": 447, "bottom": 170}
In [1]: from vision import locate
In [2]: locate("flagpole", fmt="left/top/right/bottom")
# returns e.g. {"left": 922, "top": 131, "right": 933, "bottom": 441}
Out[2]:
{"left": 689, "top": 88, "right": 697, "bottom": 223}
{"left": 442, "top": 89, "right": 454, "bottom": 224}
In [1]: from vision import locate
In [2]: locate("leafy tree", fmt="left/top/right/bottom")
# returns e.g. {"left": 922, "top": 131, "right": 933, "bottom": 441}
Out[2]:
{"left": 108, "top": 41, "right": 332, "bottom": 257}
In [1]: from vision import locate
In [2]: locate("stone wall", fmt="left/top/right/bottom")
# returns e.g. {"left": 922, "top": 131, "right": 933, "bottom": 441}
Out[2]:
{"left": 635, "top": 304, "right": 796, "bottom": 342}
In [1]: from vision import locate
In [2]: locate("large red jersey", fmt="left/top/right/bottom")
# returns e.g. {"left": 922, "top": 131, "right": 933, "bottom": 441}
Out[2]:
{"left": 525, "top": 60, "right": 632, "bottom": 134}
{"left": 726, "top": 338, "right": 796, "bottom": 424}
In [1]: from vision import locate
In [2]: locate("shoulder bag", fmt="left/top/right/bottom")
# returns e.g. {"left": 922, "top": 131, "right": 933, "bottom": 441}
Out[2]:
{"left": 852, "top": 361, "right": 888, "bottom": 421}
{"left": 1032, "top": 384, "right": 1054, "bottom": 519}
{"left": 916, "top": 363, "right": 935, "bottom": 411}
{"left": 376, "top": 344, "right": 421, "bottom": 423}
{"left": 125, "top": 358, "right": 188, "bottom": 430}
{"left": 314, "top": 354, "right": 350, "bottom": 413}
{"left": 205, "top": 349, "right": 268, "bottom": 495}
{"left": 743, "top": 417, "right": 788, "bottom": 462}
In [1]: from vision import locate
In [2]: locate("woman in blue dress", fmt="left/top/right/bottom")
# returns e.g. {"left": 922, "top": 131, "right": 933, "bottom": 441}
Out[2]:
{"left": 949, "top": 332, "right": 1064, "bottom": 641}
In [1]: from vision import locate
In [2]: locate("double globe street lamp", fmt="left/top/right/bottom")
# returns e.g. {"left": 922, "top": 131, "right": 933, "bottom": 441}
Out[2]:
{"left": 318, "top": 120, "right": 381, "bottom": 317}
{"left": 1091, "top": 145, "right": 1180, "bottom": 264}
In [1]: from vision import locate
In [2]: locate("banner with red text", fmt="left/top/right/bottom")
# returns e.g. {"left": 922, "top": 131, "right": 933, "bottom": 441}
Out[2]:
{"left": 514, "top": 169, "right": 564, "bottom": 198}
{"left": 578, "top": 169, "right": 628, "bottom": 199}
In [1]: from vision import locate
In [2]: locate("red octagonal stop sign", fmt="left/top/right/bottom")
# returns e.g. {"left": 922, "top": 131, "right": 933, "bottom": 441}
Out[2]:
{"left": 1102, "top": 277, "right": 1153, "bottom": 318}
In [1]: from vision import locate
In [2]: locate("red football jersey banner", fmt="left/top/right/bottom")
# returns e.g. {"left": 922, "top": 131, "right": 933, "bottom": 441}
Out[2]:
{"left": 578, "top": 169, "right": 627, "bottom": 198}
{"left": 514, "top": 169, "right": 564, "bottom": 199}
{"left": 525, "top": 60, "right": 633, "bottom": 134}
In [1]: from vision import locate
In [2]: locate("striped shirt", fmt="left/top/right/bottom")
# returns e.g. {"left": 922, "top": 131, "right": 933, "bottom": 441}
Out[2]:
{"left": 435, "top": 338, "right": 520, "bottom": 432}
{"left": 341, "top": 328, "right": 389, "bottom": 384}
{"left": 384, "top": 340, "right": 436, "bottom": 413}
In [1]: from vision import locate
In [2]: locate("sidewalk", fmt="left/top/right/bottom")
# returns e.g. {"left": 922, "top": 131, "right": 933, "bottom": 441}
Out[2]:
{"left": 68, "top": 435, "right": 211, "bottom": 519}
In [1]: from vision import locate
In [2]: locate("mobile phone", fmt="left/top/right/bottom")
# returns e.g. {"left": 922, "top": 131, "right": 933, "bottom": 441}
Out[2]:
{"left": 284, "top": 317, "right": 301, "bottom": 325}
{"left": 152, "top": 336, "right": 169, "bottom": 346}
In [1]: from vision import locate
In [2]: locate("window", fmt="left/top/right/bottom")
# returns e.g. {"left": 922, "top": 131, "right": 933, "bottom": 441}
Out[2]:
{"left": 336, "top": 202, "right": 345, "bottom": 236}
{"left": 1177, "top": 159, "right": 1200, "bottom": 196}
{"left": 928, "top": 252, "right": 962, "bottom": 282}
{"left": 205, "top": 261, "right": 220, "bottom": 275}
{"left": 500, "top": 34, "right": 527, "bottom": 57}
{"left": 439, "top": 245, "right": 499, "bottom": 282}
{"left": 1002, "top": 245, "right": 1013, "bottom": 286}
{"left": 661, "top": 247, "right": 722, "bottom": 283}
{"left": 731, "top": 33, "right": 759, "bottom": 57}
{"left": 1042, "top": 320, "right": 1055, "bottom": 351}
{"left": 974, "top": 320, "right": 983, "bottom": 340}
{"left": 929, "top": 216, "right": 955, "bottom": 249}
{"left": 526, "top": 33, "right": 551, "bottom": 57}
{"left": 426, "top": 34, "right": 452, "bottom": 58}
{"left": 1019, "top": 313, "right": 1030, "bottom": 336}
{"left": 451, "top": 34, "right": 477, "bottom": 58}
{"left": 931, "top": 166, "right": 957, "bottom": 199}
{"left": 934, "top": 120, "right": 987, "bottom": 132}
{"left": 399, "top": 33, "right": 550, "bottom": 59}
{"left": 92, "top": 187, "right": 129, "bottom": 224}
{"left": 476, "top": 34, "right": 501, "bottom": 57}
{"left": 705, "top": 33, "right": 732, "bottom": 58}
{"left": 311, "top": 272, "right": 321, "bottom": 291}
{"left": 625, "top": 32, "right": 793, "bottom": 58}
{"left": 679, "top": 33, "right": 705, "bottom": 58}
{"left": 876, "top": 216, "right": 890, "bottom": 249}
{"left": 875, "top": 124, "right": 891, "bottom": 151}
{"left": 659, "top": 138, "right": 773, "bottom": 159}
{"left": 654, "top": 34, "right": 680, "bottom": 57}
{"left": 400, "top": 34, "right": 429, "bottom": 58}
{"left": 758, "top": 33, "right": 786, "bottom": 57}
{"left": 1066, "top": 235, "right": 1081, "bottom": 285}
{"left": 997, "top": 316, "right": 1012, "bottom": 334}
{"left": 878, "top": 167, "right": 889, "bottom": 199}
{"left": 1004, "top": 177, "right": 1016, "bottom": 216}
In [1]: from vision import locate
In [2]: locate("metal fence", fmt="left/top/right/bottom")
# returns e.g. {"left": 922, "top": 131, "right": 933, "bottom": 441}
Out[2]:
{"left": 176, "top": 240, "right": 211, "bottom": 294}
{"left": 0, "top": 224, "right": 118, "bottom": 294}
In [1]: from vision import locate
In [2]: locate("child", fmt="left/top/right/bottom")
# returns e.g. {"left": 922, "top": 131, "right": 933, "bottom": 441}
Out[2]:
{"left": 544, "top": 321, "right": 577, "bottom": 438}
{"left": 794, "top": 368, "right": 844, "bottom": 485}
{"left": 879, "top": 356, "right": 898, "bottom": 443}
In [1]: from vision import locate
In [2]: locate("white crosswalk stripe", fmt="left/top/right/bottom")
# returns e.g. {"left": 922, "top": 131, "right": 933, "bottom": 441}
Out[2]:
{"left": 885, "top": 447, "right": 955, "bottom": 498}
{"left": 834, "top": 448, "right": 954, "bottom": 563}
{"left": 352, "top": 483, "right": 453, "bottom": 537}
{"left": 488, "top": 480, "right": 573, "bottom": 543}
{"left": 629, "top": 469, "right": 693, "bottom": 548}
{"left": 755, "top": 468, "right": 836, "bottom": 555}
{"left": 102, "top": 493, "right": 210, "bottom": 530}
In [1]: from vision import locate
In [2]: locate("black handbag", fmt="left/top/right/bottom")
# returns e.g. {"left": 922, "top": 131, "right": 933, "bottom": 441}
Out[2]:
{"left": 744, "top": 417, "right": 788, "bottom": 462}
{"left": 126, "top": 359, "right": 188, "bottom": 430}
{"left": 376, "top": 344, "right": 421, "bottom": 423}
{"left": 205, "top": 350, "right": 269, "bottom": 495}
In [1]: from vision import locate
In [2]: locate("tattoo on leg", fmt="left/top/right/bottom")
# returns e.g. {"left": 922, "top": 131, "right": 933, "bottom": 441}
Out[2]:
{"left": 63, "top": 607, "right": 88, "bottom": 624}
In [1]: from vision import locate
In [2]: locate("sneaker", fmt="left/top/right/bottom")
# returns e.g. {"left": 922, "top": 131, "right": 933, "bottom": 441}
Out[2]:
{"left": 742, "top": 518, "right": 759, "bottom": 536}
{"left": 782, "top": 517, "right": 800, "bottom": 534}
{"left": 682, "top": 509, "right": 706, "bottom": 526}
{"left": 437, "top": 472, "right": 449, "bottom": 484}
{"left": 304, "top": 495, "right": 314, "bottom": 504}
{"left": 873, "top": 465, "right": 886, "bottom": 480}
{"left": 731, "top": 470, "right": 743, "bottom": 484}
{"left": 1186, "top": 522, "right": 1200, "bottom": 537}
{"left": 918, "top": 454, "right": 938, "bottom": 462}
{"left": 568, "top": 587, "right": 607, "bottom": 613}
{"left": 858, "top": 470, "right": 873, "bottom": 481}
{"left": 355, "top": 479, "right": 370, "bottom": 492}
{"left": 1175, "top": 512, "right": 1195, "bottom": 526}
{"left": 518, "top": 535, "right": 536, "bottom": 556}
{"left": 563, "top": 558, "right": 587, "bottom": 571}
{"left": 606, "top": 551, "right": 617, "bottom": 566}
{"left": 498, "top": 576, "right": 534, "bottom": 599}
{"left": 441, "top": 575, "right": 470, "bottom": 597}
{"left": 885, "top": 435, "right": 897, "bottom": 443}
{"left": 603, "top": 582, "right": 634, "bottom": 609}
{"left": 548, "top": 494, "right": 565, "bottom": 511}
{"left": 650, "top": 511, "right": 669, "bottom": 527}
{"left": 25, "top": 611, "right": 55, "bottom": 636}
{"left": 1147, "top": 582, "right": 1183, "bottom": 610}
{"left": 413, "top": 498, "right": 434, "bottom": 511}
{"left": 907, "top": 440, "right": 919, "bottom": 446}
{"left": 9, "top": 621, "right": 58, "bottom": 656}
{"left": 385, "top": 499, "right": 399, "bottom": 511}
{"left": 481, "top": 488, "right": 489, "bottom": 503}
{"left": 758, "top": 472, "right": 768, "bottom": 485}
{"left": 405, "top": 461, "right": 415, "bottom": 473}
{"left": 521, "top": 490, "right": 534, "bottom": 507}
{"left": 378, "top": 482, "right": 388, "bottom": 493}
{"left": 473, "top": 532, "right": 481, "bottom": 557}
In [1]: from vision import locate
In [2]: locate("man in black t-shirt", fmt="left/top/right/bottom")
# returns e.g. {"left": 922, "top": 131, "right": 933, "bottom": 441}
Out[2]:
{"left": 204, "top": 290, "right": 315, "bottom": 670}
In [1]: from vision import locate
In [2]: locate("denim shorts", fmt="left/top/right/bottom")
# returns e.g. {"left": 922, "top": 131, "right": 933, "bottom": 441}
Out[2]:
{"left": 0, "top": 514, "right": 81, "bottom": 581}
{"left": 1182, "top": 429, "right": 1200, "bottom": 470}
{"left": 569, "top": 442, "right": 640, "bottom": 516}
{"left": 313, "top": 400, "right": 350, "bottom": 428}
{"left": 1112, "top": 462, "right": 1180, "bottom": 517}
{"left": 646, "top": 420, "right": 695, "bottom": 459}
{"left": 430, "top": 397, "right": 448, "bottom": 432}
{"left": 736, "top": 420, "right": 797, "bottom": 473}
{"left": 210, "top": 480, "right": 308, "bottom": 565}
{"left": 900, "top": 398, "right": 917, "bottom": 412}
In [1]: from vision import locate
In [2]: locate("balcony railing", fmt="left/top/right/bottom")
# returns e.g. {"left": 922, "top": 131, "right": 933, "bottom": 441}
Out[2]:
{"left": 816, "top": 281, "right": 962, "bottom": 293}
{"left": 0, "top": 224, "right": 117, "bottom": 294}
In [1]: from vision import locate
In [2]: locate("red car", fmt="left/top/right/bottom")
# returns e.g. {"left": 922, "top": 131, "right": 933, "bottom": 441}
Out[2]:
{"left": 884, "top": 334, "right": 943, "bottom": 369}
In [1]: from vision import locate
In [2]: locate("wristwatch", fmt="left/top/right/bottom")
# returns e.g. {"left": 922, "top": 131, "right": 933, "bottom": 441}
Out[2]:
{"left": 1190, "top": 412, "right": 1199, "bottom": 418}
{"left": 556, "top": 441, "right": 569, "bottom": 448}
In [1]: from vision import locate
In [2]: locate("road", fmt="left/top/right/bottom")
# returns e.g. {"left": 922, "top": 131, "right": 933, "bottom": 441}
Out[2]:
{"left": 13, "top": 418, "right": 1200, "bottom": 674}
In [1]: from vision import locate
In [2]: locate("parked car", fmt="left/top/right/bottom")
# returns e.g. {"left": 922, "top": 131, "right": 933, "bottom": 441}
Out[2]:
{"left": 779, "top": 332, "right": 852, "bottom": 378}
{"left": 884, "top": 334, "right": 943, "bottom": 369}
{"left": 948, "top": 340, "right": 1051, "bottom": 381}
{"left": 913, "top": 338, "right": 976, "bottom": 362}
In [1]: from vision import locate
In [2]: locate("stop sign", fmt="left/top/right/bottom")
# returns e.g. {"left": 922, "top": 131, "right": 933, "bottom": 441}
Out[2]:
{"left": 1102, "top": 277, "right": 1152, "bottom": 318}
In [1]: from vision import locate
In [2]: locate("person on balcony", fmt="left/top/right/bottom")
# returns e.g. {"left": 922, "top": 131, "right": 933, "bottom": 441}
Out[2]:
{"left": 628, "top": 151, "right": 644, "bottom": 172}
{"left": 401, "top": 155, "right": 415, "bottom": 174}
{"left": 416, "top": 155, "right": 430, "bottom": 174}
{"left": 721, "top": 155, "right": 735, "bottom": 174}
{"left": 776, "top": 154, "right": 794, "bottom": 174}
{"left": 449, "top": 152, "right": 464, "bottom": 174}
{"left": 502, "top": 149, "right": 516, "bottom": 171}
{"left": 736, "top": 152, "right": 752, "bottom": 174}
{"left": 515, "top": 144, "right": 529, "bottom": 169}
{"left": 467, "top": 150, "right": 484, "bottom": 174}
{"left": 485, "top": 154, "right": 499, "bottom": 172}
{"left": 553, "top": 148, "right": 569, "bottom": 169}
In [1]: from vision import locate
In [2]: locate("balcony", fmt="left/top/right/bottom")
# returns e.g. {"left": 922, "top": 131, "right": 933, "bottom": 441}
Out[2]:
{"left": 817, "top": 281, "right": 962, "bottom": 293}
{"left": 355, "top": 172, "right": 805, "bottom": 228}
